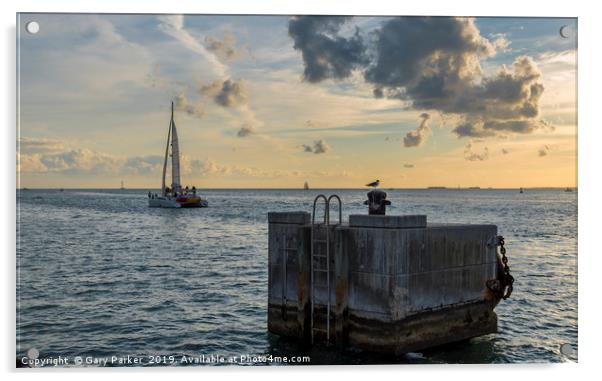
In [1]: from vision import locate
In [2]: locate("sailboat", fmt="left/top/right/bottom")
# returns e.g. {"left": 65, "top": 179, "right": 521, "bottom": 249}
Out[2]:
{"left": 304, "top": 181, "right": 309, "bottom": 190}
{"left": 148, "top": 102, "right": 208, "bottom": 208}
{"left": 120, "top": 180, "right": 125, "bottom": 190}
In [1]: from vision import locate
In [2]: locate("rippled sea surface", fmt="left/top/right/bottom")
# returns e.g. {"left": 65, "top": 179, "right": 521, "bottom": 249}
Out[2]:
{"left": 16, "top": 188, "right": 577, "bottom": 365}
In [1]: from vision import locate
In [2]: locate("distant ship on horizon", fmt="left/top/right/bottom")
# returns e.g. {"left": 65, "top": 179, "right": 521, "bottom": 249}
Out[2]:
{"left": 304, "top": 181, "right": 309, "bottom": 190}
{"left": 427, "top": 186, "right": 446, "bottom": 189}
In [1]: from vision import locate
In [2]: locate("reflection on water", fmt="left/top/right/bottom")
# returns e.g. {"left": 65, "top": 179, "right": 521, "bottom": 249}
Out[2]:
{"left": 16, "top": 188, "right": 577, "bottom": 364}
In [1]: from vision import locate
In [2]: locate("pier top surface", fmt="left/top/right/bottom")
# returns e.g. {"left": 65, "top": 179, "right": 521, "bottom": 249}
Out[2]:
{"left": 267, "top": 211, "right": 310, "bottom": 225}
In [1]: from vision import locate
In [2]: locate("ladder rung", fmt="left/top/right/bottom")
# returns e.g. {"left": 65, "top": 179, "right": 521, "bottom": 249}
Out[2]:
{"left": 313, "top": 239, "right": 328, "bottom": 243}
{"left": 312, "top": 254, "right": 327, "bottom": 258}
{"left": 312, "top": 268, "right": 329, "bottom": 273}
{"left": 312, "top": 327, "right": 329, "bottom": 333}
{"left": 283, "top": 247, "right": 297, "bottom": 251}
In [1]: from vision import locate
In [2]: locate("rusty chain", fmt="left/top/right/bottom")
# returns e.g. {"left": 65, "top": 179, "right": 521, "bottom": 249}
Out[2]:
{"left": 498, "top": 235, "right": 514, "bottom": 300}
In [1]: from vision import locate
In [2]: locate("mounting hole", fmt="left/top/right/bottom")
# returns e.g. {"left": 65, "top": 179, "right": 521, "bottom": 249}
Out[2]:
{"left": 25, "top": 21, "right": 39, "bottom": 34}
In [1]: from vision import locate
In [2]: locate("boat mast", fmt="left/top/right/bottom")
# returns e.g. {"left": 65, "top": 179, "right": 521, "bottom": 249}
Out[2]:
{"left": 161, "top": 102, "right": 173, "bottom": 196}
{"left": 171, "top": 102, "right": 181, "bottom": 193}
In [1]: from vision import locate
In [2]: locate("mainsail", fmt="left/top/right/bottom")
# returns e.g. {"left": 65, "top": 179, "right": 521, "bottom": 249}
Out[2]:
{"left": 161, "top": 103, "right": 173, "bottom": 196}
{"left": 161, "top": 101, "right": 182, "bottom": 195}
{"left": 171, "top": 111, "right": 181, "bottom": 192}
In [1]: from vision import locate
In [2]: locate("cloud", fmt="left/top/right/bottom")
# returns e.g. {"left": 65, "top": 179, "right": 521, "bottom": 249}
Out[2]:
{"left": 204, "top": 30, "right": 241, "bottom": 61}
{"left": 174, "top": 93, "right": 205, "bottom": 118}
{"left": 288, "top": 16, "right": 552, "bottom": 142}
{"left": 18, "top": 137, "right": 64, "bottom": 154}
{"left": 463, "top": 142, "right": 490, "bottom": 161}
{"left": 491, "top": 33, "right": 511, "bottom": 52}
{"left": 501, "top": 148, "right": 509, "bottom": 154}
{"left": 214, "top": 79, "right": 248, "bottom": 107}
{"left": 158, "top": 16, "right": 264, "bottom": 135}
{"left": 404, "top": 113, "right": 431, "bottom": 147}
{"left": 123, "top": 155, "right": 164, "bottom": 175}
{"left": 17, "top": 138, "right": 346, "bottom": 181}
{"left": 403, "top": 163, "right": 414, "bottom": 168}
{"left": 288, "top": 16, "right": 369, "bottom": 82}
{"left": 237, "top": 124, "right": 255, "bottom": 137}
{"left": 313, "top": 139, "right": 331, "bottom": 154}
{"left": 366, "top": 18, "right": 550, "bottom": 139}
{"left": 36, "top": 149, "right": 121, "bottom": 174}
{"left": 199, "top": 79, "right": 248, "bottom": 108}
{"left": 301, "top": 140, "right": 331, "bottom": 154}
{"left": 538, "top": 144, "right": 551, "bottom": 157}
{"left": 158, "top": 15, "right": 228, "bottom": 79}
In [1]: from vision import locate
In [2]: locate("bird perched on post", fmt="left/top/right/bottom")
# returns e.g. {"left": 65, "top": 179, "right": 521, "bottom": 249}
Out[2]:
{"left": 366, "top": 180, "right": 380, "bottom": 188}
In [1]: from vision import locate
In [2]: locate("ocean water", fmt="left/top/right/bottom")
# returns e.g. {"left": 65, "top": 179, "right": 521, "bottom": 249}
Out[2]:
{"left": 16, "top": 188, "right": 578, "bottom": 365}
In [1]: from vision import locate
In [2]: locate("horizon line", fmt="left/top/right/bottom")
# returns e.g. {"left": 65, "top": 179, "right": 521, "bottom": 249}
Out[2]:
{"left": 16, "top": 186, "right": 578, "bottom": 190}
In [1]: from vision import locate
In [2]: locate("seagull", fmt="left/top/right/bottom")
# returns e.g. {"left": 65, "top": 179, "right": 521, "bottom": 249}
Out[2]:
{"left": 366, "top": 180, "right": 380, "bottom": 188}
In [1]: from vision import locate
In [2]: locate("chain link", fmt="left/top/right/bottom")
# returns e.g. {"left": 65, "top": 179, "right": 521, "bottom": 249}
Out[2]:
{"left": 498, "top": 236, "right": 514, "bottom": 299}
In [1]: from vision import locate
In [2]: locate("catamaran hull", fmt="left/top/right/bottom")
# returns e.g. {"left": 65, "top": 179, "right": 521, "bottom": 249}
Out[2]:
{"left": 148, "top": 197, "right": 208, "bottom": 208}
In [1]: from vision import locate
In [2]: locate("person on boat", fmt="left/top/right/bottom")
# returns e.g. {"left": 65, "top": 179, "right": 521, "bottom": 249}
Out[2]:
{"left": 192, "top": 186, "right": 196, "bottom": 195}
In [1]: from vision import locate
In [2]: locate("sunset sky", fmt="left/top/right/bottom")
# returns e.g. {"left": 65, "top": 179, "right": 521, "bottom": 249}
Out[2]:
{"left": 17, "top": 14, "right": 577, "bottom": 188}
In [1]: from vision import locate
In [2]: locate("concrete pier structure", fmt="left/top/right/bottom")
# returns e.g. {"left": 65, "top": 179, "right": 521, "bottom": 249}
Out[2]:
{"left": 267, "top": 210, "right": 504, "bottom": 354}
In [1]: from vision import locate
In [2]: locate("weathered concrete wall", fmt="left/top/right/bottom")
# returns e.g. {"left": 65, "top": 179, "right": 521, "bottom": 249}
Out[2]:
{"left": 267, "top": 212, "right": 311, "bottom": 340}
{"left": 344, "top": 218, "right": 497, "bottom": 321}
{"left": 267, "top": 212, "right": 501, "bottom": 353}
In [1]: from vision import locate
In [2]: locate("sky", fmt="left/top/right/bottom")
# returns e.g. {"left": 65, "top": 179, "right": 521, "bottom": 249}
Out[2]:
{"left": 17, "top": 14, "right": 577, "bottom": 189}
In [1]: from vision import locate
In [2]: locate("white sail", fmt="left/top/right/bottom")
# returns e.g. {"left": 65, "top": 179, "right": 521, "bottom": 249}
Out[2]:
{"left": 161, "top": 103, "right": 173, "bottom": 196}
{"left": 171, "top": 114, "right": 181, "bottom": 192}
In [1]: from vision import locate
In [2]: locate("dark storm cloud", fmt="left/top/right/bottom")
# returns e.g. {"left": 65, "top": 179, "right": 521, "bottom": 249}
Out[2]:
{"left": 288, "top": 16, "right": 369, "bottom": 83}
{"left": 365, "top": 17, "right": 495, "bottom": 105}
{"left": 288, "top": 16, "right": 553, "bottom": 142}
{"left": 453, "top": 118, "right": 553, "bottom": 138}
{"left": 365, "top": 18, "right": 550, "bottom": 138}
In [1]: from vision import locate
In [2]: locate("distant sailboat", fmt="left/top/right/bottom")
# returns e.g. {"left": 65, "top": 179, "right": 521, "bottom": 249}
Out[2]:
{"left": 519, "top": 187, "right": 524, "bottom": 194}
{"left": 564, "top": 187, "right": 573, "bottom": 192}
{"left": 304, "top": 181, "right": 309, "bottom": 190}
{"left": 148, "top": 102, "right": 208, "bottom": 208}
{"left": 120, "top": 180, "right": 125, "bottom": 190}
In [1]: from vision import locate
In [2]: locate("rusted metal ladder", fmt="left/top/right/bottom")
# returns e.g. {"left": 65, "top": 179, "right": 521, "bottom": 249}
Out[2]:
{"left": 310, "top": 194, "right": 342, "bottom": 345}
